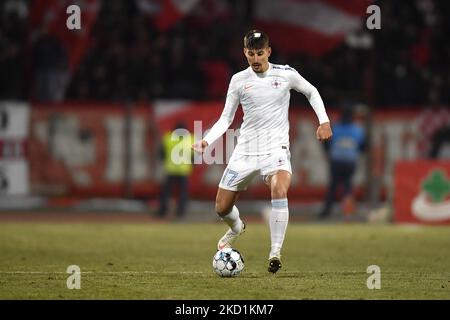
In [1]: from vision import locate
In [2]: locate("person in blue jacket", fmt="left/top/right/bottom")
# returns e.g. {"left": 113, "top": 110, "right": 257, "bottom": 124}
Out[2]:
{"left": 319, "top": 106, "right": 366, "bottom": 219}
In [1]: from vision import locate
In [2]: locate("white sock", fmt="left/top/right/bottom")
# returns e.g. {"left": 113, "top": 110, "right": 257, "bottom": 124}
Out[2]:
{"left": 269, "top": 198, "right": 289, "bottom": 258}
{"left": 221, "top": 206, "right": 243, "bottom": 234}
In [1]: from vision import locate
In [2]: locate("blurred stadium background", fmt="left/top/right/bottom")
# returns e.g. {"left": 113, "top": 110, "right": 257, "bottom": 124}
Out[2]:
{"left": 1, "top": 0, "right": 449, "bottom": 223}
{"left": 0, "top": 0, "right": 450, "bottom": 300}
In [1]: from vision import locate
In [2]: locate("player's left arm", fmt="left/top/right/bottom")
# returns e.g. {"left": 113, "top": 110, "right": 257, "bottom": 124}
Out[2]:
{"left": 192, "top": 75, "right": 241, "bottom": 153}
{"left": 288, "top": 67, "right": 332, "bottom": 141}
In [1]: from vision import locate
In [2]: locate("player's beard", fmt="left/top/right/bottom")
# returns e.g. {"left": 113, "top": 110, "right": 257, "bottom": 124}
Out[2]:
{"left": 252, "top": 63, "right": 263, "bottom": 73}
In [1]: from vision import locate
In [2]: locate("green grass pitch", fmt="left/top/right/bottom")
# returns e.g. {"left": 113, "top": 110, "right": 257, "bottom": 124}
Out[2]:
{"left": 0, "top": 223, "right": 449, "bottom": 299}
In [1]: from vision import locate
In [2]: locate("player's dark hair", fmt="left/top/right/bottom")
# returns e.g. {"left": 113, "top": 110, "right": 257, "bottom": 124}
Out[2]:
{"left": 244, "top": 30, "right": 269, "bottom": 49}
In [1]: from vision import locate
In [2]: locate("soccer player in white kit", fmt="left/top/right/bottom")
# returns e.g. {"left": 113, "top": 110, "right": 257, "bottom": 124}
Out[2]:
{"left": 192, "top": 30, "right": 332, "bottom": 273}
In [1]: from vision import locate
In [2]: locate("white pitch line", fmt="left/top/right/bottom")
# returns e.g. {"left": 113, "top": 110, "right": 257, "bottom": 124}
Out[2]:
{"left": 0, "top": 271, "right": 205, "bottom": 275}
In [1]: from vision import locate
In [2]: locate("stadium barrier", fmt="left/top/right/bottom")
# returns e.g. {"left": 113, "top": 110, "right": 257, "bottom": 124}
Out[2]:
{"left": 394, "top": 160, "right": 450, "bottom": 224}
{"left": 0, "top": 101, "right": 30, "bottom": 195}
{"left": 1, "top": 101, "right": 447, "bottom": 211}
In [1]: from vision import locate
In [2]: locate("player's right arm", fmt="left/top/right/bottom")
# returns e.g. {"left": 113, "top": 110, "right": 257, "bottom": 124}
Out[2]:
{"left": 192, "top": 75, "right": 240, "bottom": 153}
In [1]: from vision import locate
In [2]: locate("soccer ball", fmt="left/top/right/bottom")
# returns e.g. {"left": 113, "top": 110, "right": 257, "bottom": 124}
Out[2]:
{"left": 212, "top": 248, "right": 245, "bottom": 277}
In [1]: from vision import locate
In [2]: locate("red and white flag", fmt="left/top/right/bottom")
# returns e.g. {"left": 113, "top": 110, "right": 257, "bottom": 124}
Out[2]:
{"left": 255, "top": 0, "right": 371, "bottom": 56}
{"left": 30, "top": 0, "right": 100, "bottom": 73}
{"left": 137, "top": 0, "right": 200, "bottom": 31}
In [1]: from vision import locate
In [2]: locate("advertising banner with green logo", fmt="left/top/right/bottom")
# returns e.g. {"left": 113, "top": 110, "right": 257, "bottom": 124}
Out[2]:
{"left": 394, "top": 161, "right": 450, "bottom": 224}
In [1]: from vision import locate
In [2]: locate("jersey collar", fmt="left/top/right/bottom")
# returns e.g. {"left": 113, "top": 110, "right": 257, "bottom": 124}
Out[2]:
{"left": 252, "top": 63, "right": 272, "bottom": 78}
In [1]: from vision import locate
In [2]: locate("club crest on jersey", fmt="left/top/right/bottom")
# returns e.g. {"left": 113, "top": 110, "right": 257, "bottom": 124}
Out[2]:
{"left": 271, "top": 78, "right": 282, "bottom": 89}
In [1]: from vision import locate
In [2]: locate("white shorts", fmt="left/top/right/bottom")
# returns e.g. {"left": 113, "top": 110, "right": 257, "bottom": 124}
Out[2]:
{"left": 218, "top": 147, "right": 292, "bottom": 191}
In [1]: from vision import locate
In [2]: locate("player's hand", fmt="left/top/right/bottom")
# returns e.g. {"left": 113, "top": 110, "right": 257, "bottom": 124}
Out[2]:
{"left": 192, "top": 140, "right": 208, "bottom": 153}
{"left": 316, "top": 122, "right": 333, "bottom": 142}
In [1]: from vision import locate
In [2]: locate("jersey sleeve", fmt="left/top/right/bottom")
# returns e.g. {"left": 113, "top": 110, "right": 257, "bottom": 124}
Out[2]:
{"left": 203, "top": 75, "right": 240, "bottom": 146}
{"left": 287, "top": 66, "right": 330, "bottom": 124}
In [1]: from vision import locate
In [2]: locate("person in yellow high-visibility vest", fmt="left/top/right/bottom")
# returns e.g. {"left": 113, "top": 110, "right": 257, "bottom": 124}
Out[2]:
{"left": 158, "top": 122, "right": 194, "bottom": 219}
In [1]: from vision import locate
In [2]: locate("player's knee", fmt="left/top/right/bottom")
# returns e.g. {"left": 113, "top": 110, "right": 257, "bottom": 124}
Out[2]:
{"left": 215, "top": 200, "right": 232, "bottom": 217}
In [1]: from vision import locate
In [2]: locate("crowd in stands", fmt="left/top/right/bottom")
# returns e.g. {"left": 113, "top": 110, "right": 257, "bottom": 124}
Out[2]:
{"left": 374, "top": 0, "right": 450, "bottom": 106}
{"left": 0, "top": 0, "right": 448, "bottom": 107}
{"left": 0, "top": 0, "right": 28, "bottom": 101}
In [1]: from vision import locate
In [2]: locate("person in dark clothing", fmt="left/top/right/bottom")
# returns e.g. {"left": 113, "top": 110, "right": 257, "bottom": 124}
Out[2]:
{"left": 319, "top": 106, "right": 366, "bottom": 219}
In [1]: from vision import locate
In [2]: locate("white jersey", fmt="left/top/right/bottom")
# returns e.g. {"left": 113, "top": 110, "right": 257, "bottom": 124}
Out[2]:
{"left": 203, "top": 63, "right": 329, "bottom": 155}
